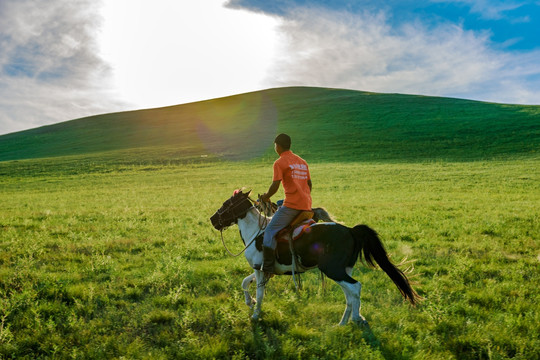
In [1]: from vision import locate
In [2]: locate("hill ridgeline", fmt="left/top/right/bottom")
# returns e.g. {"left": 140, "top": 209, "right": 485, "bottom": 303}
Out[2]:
{"left": 0, "top": 87, "right": 538, "bottom": 163}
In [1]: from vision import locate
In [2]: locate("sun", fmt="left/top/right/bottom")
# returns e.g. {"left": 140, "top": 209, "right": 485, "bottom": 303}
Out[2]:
{"left": 98, "top": 0, "right": 280, "bottom": 109}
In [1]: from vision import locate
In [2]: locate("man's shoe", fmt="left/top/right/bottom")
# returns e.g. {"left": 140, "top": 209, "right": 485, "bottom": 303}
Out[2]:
{"left": 262, "top": 246, "right": 275, "bottom": 274}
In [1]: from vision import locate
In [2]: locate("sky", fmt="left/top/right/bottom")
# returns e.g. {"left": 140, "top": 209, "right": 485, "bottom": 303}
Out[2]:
{"left": 0, "top": 0, "right": 539, "bottom": 135}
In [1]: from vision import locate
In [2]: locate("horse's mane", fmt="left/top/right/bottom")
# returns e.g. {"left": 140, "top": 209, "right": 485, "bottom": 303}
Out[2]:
{"left": 253, "top": 199, "right": 277, "bottom": 217}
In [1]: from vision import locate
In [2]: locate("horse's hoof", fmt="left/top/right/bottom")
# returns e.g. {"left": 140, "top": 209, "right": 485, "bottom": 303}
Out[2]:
{"left": 251, "top": 311, "right": 261, "bottom": 321}
{"left": 353, "top": 318, "right": 369, "bottom": 327}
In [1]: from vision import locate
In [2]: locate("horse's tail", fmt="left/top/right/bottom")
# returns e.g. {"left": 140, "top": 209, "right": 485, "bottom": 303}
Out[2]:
{"left": 351, "top": 225, "right": 421, "bottom": 305}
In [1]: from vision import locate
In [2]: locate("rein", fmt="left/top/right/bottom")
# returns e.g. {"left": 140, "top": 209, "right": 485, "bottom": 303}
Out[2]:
{"left": 216, "top": 195, "right": 304, "bottom": 291}
{"left": 219, "top": 198, "right": 270, "bottom": 257}
{"left": 220, "top": 227, "right": 259, "bottom": 257}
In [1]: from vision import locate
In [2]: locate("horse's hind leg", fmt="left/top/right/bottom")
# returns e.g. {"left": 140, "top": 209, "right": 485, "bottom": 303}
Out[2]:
{"left": 242, "top": 273, "right": 256, "bottom": 308}
{"left": 345, "top": 267, "right": 367, "bottom": 326}
{"left": 337, "top": 279, "right": 367, "bottom": 326}
{"left": 337, "top": 281, "right": 353, "bottom": 325}
{"left": 322, "top": 265, "right": 367, "bottom": 326}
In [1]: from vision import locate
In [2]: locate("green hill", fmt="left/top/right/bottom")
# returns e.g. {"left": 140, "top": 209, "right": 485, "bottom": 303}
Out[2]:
{"left": 0, "top": 87, "right": 538, "bottom": 163}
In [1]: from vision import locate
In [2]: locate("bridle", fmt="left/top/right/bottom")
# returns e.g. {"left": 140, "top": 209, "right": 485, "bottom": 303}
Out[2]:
{"left": 211, "top": 192, "right": 273, "bottom": 257}
{"left": 213, "top": 196, "right": 253, "bottom": 230}
{"left": 212, "top": 191, "right": 303, "bottom": 290}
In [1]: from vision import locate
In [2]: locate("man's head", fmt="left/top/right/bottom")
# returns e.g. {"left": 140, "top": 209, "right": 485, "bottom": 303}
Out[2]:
{"left": 274, "top": 133, "right": 291, "bottom": 154}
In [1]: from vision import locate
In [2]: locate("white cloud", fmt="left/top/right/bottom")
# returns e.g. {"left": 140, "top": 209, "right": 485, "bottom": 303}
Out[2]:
{"left": 429, "top": 0, "right": 526, "bottom": 20}
{"left": 1, "top": 1, "right": 538, "bottom": 136}
{"left": 0, "top": 0, "right": 126, "bottom": 135}
{"left": 264, "top": 7, "right": 540, "bottom": 104}
{"left": 0, "top": 0, "right": 280, "bottom": 135}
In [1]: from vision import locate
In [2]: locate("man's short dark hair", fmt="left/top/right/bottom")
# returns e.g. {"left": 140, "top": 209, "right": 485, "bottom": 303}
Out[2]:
{"left": 274, "top": 133, "right": 291, "bottom": 150}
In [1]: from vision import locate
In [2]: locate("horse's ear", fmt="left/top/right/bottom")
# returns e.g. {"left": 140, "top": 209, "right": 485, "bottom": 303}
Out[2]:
{"left": 245, "top": 189, "right": 252, "bottom": 197}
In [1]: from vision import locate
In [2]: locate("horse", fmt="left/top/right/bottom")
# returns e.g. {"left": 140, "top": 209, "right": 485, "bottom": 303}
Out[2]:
{"left": 210, "top": 190, "right": 421, "bottom": 325}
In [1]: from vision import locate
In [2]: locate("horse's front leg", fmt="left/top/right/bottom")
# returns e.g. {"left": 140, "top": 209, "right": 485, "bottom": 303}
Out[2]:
{"left": 241, "top": 272, "right": 256, "bottom": 308}
{"left": 252, "top": 270, "right": 266, "bottom": 320}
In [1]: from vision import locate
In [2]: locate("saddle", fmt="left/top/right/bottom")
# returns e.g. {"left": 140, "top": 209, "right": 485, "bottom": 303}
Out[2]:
{"left": 252, "top": 210, "right": 316, "bottom": 272}
{"left": 276, "top": 210, "right": 315, "bottom": 243}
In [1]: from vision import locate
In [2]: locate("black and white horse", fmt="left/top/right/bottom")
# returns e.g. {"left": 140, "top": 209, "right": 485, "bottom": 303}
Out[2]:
{"left": 210, "top": 190, "right": 421, "bottom": 325}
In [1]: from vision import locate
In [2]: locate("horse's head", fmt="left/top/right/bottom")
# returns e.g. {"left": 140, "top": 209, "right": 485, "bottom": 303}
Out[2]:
{"left": 210, "top": 189, "right": 253, "bottom": 231}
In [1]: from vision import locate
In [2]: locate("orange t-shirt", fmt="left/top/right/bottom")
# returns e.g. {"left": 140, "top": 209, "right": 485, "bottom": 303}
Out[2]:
{"left": 273, "top": 150, "right": 312, "bottom": 210}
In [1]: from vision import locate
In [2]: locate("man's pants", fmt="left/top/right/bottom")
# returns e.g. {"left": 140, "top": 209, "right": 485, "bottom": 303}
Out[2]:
{"left": 263, "top": 206, "right": 301, "bottom": 250}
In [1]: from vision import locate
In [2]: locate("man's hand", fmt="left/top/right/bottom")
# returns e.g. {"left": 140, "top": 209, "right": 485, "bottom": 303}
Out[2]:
{"left": 262, "top": 180, "right": 281, "bottom": 203}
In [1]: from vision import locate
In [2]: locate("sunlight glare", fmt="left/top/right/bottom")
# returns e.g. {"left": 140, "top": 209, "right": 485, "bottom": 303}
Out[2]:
{"left": 98, "top": 0, "right": 280, "bottom": 109}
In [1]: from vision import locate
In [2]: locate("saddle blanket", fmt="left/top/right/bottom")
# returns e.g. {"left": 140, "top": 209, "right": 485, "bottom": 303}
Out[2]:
{"left": 276, "top": 219, "right": 316, "bottom": 243}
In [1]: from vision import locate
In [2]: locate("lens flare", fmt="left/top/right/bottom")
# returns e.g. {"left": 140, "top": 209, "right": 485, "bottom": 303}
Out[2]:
{"left": 196, "top": 92, "right": 278, "bottom": 160}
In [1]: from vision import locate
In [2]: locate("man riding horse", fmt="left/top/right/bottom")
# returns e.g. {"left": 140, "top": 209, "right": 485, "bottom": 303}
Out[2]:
{"left": 210, "top": 135, "right": 421, "bottom": 323}
{"left": 260, "top": 133, "right": 312, "bottom": 275}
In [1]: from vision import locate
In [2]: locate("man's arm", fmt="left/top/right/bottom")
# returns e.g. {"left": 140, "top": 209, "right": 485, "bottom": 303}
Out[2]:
{"left": 261, "top": 180, "right": 280, "bottom": 202}
{"left": 308, "top": 179, "right": 312, "bottom": 192}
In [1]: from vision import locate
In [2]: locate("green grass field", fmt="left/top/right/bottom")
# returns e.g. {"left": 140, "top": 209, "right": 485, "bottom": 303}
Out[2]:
{"left": 1, "top": 87, "right": 539, "bottom": 359}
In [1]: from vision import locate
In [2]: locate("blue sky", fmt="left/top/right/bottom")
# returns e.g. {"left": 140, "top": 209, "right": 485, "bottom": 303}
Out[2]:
{"left": 229, "top": 0, "right": 540, "bottom": 51}
{"left": 0, "top": 0, "right": 539, "bottom": 135}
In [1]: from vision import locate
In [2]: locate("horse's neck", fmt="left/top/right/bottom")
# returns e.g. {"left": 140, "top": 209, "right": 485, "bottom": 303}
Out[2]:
{"left": 237, "top": 208, "right": 270, "bottom": 242}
